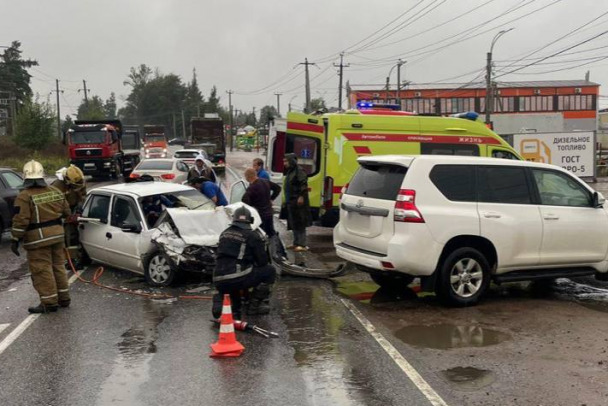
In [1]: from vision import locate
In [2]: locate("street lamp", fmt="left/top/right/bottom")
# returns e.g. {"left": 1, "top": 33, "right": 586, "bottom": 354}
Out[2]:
{"left": 485, "top": 28, "right": 513, "bottom": 125}
{"left": 386, "top": 59, "right": 406, "bottom": 107}
{"left": 288, "top": 95, "right": 298, "bottom": 112}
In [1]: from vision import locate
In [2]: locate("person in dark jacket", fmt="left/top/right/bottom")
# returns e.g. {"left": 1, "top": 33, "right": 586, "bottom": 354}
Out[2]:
{"left": 242, "top": 168, "right": 281, "bottom": 237}
{"left": 281, "top": 153, "right": 311, "bottom": 252}
{"left": 212, "top": 206, "right": 276, "bottom": 319}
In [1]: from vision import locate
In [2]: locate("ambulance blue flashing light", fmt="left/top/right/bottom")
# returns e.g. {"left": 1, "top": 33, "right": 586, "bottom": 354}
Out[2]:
{"left": 356, "top": 102, "right": 401, "bottom": 111}
{"left": 451, "top": 111, "right": 479, "bottom": 121}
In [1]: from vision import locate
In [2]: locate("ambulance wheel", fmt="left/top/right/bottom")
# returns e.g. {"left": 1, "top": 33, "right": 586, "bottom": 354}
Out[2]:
{"left": 144, "top": 251, "right": 176, "bottom": 287}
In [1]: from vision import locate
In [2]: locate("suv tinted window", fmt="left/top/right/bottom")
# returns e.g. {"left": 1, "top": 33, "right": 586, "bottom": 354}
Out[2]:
{"left": 430, "top": 165, "right": 475, "bottom": 202}
{"left": 532, "top": 169, "right": 591, "bottom": 207}
{"left": 347, "top": 164, "right": 407, "bottom": 200}
{"left": 477, "top": 166, "right": 531, "bottom": 204}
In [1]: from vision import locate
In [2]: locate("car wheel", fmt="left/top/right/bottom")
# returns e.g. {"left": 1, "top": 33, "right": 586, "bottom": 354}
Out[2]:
{"left": 111, "top": 160, "right": 121, "bottom": 180}
{"left": 436, "top": 247, "right": 490, "bottom": 307}
{"left": 144, "top": 251, "right": 176, "bottom": 287}
{"left": 369, "top": 271, "right": 415, "bottom": 289}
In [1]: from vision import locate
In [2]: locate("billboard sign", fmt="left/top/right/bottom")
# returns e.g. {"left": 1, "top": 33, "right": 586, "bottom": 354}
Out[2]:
{"left": 513, "top": 131, "right": 595, "bottom": 178}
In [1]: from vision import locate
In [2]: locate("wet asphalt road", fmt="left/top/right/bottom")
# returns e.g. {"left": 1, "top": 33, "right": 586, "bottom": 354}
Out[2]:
{"left": 3, "top": 150, "right": 608, "bottom": 405}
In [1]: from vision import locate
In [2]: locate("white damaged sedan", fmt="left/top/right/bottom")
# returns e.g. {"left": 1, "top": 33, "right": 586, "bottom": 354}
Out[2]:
{"left": 78, "top": 180, "right": 261, "bottom": 286}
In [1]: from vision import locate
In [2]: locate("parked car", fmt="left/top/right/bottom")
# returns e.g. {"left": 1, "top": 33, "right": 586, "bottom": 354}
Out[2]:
{"left": 168, "top": 138, "right": 187, "bottom": 146}
{"left": 0, "top": 168, "right": 23, "bottom": 234}
{"left": 78, "top": 181, "right": 259, "bottom": 286}
{"left": 334, "top": 155, "right": 608, "bottom": 306}
{"left": 129, "top": 159, "right": 190, "bottom": 183}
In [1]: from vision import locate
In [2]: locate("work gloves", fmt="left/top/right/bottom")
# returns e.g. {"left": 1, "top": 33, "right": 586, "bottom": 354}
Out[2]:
{"left": 11, "top": 240, "right": 20, "bottom": 257}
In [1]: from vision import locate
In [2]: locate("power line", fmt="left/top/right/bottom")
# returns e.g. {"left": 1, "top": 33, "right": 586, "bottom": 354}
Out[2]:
{"left": 495, "top": 29, "right": 608, "bottom": 78}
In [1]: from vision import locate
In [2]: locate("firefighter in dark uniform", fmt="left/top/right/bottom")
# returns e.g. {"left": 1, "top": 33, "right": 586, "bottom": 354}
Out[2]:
{"left": 212, "top": 206, "right": 276, "bottom": 319}
{"left": 11, "top": 160, "right": 71, "bottom": 313}
{"left": 51, "top": 165, "right": 86, "bottom": 267}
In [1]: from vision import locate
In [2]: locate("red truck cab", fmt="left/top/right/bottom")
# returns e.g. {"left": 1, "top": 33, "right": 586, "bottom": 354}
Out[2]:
{"left": 66, "top": 120, "right": 125, "bottom": 179}
{"left": 143, "top": 125, "right": 168, "bottom": 158}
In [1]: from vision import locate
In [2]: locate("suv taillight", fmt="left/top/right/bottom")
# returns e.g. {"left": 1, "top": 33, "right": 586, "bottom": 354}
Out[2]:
{"left": 323, "top": 176, "right": 334, "bottom": 210}
{"left": 340, "top": 183, "right": 349, "bottom": 200}
{"left": 394, "top": 189, "right": 424, "bottom": 223}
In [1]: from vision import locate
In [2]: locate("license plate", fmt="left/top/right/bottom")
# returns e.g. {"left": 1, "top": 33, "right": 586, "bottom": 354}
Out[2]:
{"left": 84, "top": 163, "right": 95, "bottom": 167}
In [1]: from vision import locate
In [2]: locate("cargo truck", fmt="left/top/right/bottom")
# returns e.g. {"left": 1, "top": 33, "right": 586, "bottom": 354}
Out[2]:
{"left": 143, "top": 125, "right": 168, "bottom": 158}
{"left": 190, "top": 115, "right": 226, "bottom": 172}
{"left": 65, "top": 119, "right": 140, "bottom": 179}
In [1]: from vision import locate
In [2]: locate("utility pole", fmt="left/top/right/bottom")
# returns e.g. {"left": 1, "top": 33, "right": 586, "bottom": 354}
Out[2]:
{"left": 181, "top": 109, "right": 186, "bottom": 139}
{"left": 227, "top": 90, "right": 233, "bottom": 152}
{"left": 79, "top": 80, "right": 89, "bottom": 106}
{"left": 485, "top": 51, "right": 492, "bottom": 125}
{"left": 54, "top": 79, "right": 61, "bottom": 138}
{"left": 172, "top": 112, "right": 177, "bottom": 138}
{"left": 333, "top": 53, "right": 349, "bottom": 110}
{"left": 396, "top": 59, "right": 405, "bottom": 108}
{"left": 385, "top": 76, "right": 390, "bottom": 104}
{"left": 299, "top": 58, "right": 316, "bottom": 113}
{"left": 274, "top": 93, "right": 282, "bottom": 116}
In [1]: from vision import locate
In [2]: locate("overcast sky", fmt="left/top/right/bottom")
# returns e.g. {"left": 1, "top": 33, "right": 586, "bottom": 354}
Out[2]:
{"left": 2, "top": 0, "right": 607, "bottom": 117}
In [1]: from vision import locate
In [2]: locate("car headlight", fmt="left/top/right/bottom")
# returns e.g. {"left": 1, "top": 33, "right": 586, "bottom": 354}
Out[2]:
{"left": 103, "top": 162, "right": 111, "bottom": 167}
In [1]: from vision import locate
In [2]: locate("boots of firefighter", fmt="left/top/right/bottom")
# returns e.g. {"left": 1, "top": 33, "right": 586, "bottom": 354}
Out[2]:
{"left": 28, "top": 303, "right": 58, "bottom": 314}
{"left": 247, "top": 283, "right": 272, "bottom": 315}
{"left": 230, "top": 292, "right": 242, "bottom": 321}
{"left": 212, "top": 293, "right": 223, "bottom": 319}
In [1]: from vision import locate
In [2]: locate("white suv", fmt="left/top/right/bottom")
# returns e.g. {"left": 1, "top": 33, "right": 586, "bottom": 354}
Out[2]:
{"left": 334, "top": 155, "right": 608, "bottom": 306}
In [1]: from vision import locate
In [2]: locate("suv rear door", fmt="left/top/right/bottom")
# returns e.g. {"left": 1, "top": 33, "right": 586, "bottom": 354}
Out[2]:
{"left": 339, "top": 162, "right": 408, "bottom": 255}
{"left": 476, "top": 166, "right": 542, "bottom": 269}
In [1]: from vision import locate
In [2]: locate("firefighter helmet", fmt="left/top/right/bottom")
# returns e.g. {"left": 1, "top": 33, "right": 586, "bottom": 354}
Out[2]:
{"left": 63, "top": 165, "right": 84, "bottom": 185}
{"left": 232, "top": 206, "right": 254, "bottom": 224}
{"left": 23, "top": 160, "right": 44, "bottom": 180}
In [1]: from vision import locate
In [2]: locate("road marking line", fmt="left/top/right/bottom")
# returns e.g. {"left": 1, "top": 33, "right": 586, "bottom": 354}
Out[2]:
{"left": 340, "top": 298, "right": 449, "bottom": 406}
{"left": 0, "top": 323, "right": 9, "bottom": 335}
{"left": 0, "top": 271, "right": 79, "bottom": 358}
{"left": 0, "top": 315, "right": 39, "bottom": 356}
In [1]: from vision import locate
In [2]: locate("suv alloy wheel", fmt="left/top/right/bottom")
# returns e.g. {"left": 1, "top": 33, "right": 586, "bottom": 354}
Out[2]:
{"left": 436, "top": 247, "right": 490, "bottom": 306}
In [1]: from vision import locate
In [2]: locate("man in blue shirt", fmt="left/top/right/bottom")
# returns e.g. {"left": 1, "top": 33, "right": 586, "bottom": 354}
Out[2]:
{"left": 253, "top": 158, "right": 270, "bottom": 181}
{"left": 189, "top": 177, "right": 228, "bottom": 206}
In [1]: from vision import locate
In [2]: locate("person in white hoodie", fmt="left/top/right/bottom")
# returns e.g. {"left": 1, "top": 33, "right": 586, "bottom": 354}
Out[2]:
{"left": 187, "top": 154, "right": 216, "bottom": 183}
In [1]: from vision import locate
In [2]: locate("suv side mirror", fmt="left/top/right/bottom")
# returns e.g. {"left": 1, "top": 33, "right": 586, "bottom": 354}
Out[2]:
{"left": 120, "top": 223, "right": 142, "bottom": 233}
{"left": 593, "top": 192, "right": 605, "bottom": 208}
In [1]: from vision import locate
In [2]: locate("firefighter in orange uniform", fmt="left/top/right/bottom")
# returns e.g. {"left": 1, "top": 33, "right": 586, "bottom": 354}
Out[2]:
{"left": 11, "top": 160, "right": 71, "bottom": 313}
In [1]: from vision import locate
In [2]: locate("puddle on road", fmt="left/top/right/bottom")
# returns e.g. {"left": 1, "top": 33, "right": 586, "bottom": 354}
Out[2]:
{"left": 278, "top": 283, "right": 380, "bottom": 405}
{"left": 395, "top": 324, "right": 510, "bottom": 350}
{"left": 96, "top": 301, "right": 167, "bottom": 406}
{"left": 438, "top": 367, "right": 495, "bottom": 391}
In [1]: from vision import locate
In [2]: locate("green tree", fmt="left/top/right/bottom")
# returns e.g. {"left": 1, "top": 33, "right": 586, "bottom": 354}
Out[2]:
{"left": 77, "top": 95, "right": 105, "bottom": 120}
{"left": 205, "top": 86, "right": 222, "bottom": 114}
{"left": 0, "top": 41, "right": 38, "bottom": 107}
{"left": 104, "top": 92, "right": 117, "bottom": 118}
{"left": 258, "top": 105, "right": 278, "bottom": 127}
{"left": 310, "top": 97, "right": 327, "bottom": 112}
{"left": 61, "top": 114, "right": 73, "bottom": 134}
{"left": 14, "top": 98, "right": 55, "bottom": 151}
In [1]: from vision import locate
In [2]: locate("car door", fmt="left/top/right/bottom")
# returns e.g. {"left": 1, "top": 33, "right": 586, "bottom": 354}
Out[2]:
{"left": 230, "top": 180, "right": 247, "bottom": 204}
{"left": 79, "top": 193, "right": 112, "bottom": 263}
{"left": 476, "top": 165, "right": 543, "bottom": 270}
{"left": 175, "top": 161, "right": 190, "bottom": 184}
{"left": 531, "top": 168, "right": 608, "bottom": 264}
{"left": 0, "top": 170, "right": 23, "bottom": 227}
{"left": 104, "top": 195, "right": 145, "bottom": 273}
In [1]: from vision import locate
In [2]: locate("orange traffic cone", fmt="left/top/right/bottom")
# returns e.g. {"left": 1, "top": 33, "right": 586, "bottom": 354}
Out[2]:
{"left": 210, "top": 294, "right": 245, "bottom": 358}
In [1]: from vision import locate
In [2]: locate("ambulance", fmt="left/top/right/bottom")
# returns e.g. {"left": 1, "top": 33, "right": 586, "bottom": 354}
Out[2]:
{"left": 267, "top": 104, "right": 522, "bottom": 227}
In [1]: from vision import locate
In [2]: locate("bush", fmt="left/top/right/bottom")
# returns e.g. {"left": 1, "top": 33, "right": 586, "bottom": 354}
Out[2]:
{"left": 14, "top": 99, "right": 55, "bottom": 151}
{"left": 0, "top": 137, "right": 68, "bottom": 174}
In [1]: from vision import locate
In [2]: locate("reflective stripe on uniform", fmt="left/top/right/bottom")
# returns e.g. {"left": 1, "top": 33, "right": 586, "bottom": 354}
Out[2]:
{"left": 237, "top": 243, "right": 246, "bottom": 260}
{"left": 219, "top": 324, "right": 235, "bottom": 333}
{"left": 40, "top": 293, "right": 58, "bottom": 299}
{"left": 58, "top": 289, "right": 69, "bottom": 293}
{"left": 11, "top": 228, "right": 25, "bottom": 233}
{"left": 23, "top": 235, "right": 63, "bottom": 246}
{"left": 213, "top": 266, "right": 252, "bottom": 282}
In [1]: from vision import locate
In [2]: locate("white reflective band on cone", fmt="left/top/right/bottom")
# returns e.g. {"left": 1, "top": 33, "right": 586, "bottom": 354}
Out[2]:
{"left": 219, "top": 324, "right": 235, "bottom": 334}
{"left": 222, "top": 305, "right": 231, "bottom": 314}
